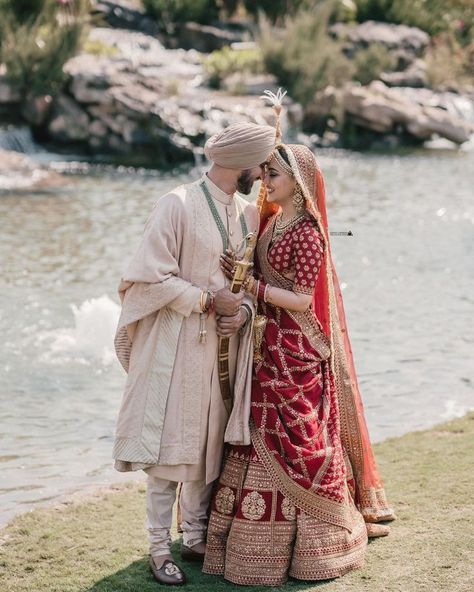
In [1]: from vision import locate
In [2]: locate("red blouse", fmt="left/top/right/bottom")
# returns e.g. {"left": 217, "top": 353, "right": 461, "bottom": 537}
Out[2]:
{"left": 267, "top": 217, "right": 325, "bottom": 295}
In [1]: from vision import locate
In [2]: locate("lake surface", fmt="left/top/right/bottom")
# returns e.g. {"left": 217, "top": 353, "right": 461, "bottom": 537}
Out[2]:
{"left": 1, "top": 148, "right": 473, "bottom": 525}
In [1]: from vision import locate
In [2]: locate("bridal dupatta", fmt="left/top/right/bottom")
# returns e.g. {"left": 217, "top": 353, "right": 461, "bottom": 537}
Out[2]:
{"left": 255, "top": 144, "right": 395, "bottom": 524}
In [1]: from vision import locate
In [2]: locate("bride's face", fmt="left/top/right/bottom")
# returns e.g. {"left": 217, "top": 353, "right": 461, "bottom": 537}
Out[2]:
{"left": 263, "top": 156, "right": 296, "bottom": 206}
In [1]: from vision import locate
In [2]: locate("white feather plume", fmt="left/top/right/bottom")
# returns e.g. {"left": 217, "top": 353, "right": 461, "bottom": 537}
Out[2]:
{"left": 260, "top": 88, "right": 287, "bottom": 108}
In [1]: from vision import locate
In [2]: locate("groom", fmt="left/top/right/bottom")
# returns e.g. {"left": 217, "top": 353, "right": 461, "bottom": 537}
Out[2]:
{"left": 113, "top": 122, "right": 276, "bottom": 585}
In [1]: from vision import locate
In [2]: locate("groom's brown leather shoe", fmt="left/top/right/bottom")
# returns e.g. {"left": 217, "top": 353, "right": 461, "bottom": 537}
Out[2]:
{"left": 149, "top": 556, "right": 186, "bottom": 585}
{"left": 181, "top": 542, "right": 205, "bottom": 562}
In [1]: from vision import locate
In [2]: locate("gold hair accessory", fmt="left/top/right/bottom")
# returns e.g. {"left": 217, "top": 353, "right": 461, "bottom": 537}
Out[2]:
{"left": 260, "top": 88, "right": 287, "bottom": 143}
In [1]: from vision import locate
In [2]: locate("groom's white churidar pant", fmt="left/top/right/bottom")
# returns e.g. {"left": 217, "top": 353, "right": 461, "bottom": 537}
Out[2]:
{"left": 147, "top": 475, "right": 213, "bottom": 556}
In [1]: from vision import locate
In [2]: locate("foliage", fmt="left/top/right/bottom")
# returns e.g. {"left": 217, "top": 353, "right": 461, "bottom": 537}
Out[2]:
{"left": 243, "top": 0, "right": 308, "bottom": 24}
{"left": 204, "top": 46, "right": 264, "bottom": 88}
{"left": 0, "top": 1, "right": 90, "bottom": 98}
{"left": 0, "top": 0, "right": 45, "bottom": 23}
{"left": 354, "top": 0, "right": 474, "bottom": 44}
{"left": 425, "top": 33, "right": 474, "bottom": 89}
{"left": 259, "top": 1, "right": 354, "bottom": 106}
{"left": 142, "top": 0, "right": 357, "bottom": 26}
{"left": 83, "top": 38, "right": 118, "bottom": 57}
{"left": 142, "top": 0, "right": 219, "bottom": 25}
{"left": 352, "top": 43, "right": 396, "bottom": 85}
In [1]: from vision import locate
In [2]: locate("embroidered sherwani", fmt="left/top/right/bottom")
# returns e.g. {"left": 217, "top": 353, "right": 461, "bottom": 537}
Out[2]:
{"left": 113, "top": 175, "right": 258, "bottom": 484}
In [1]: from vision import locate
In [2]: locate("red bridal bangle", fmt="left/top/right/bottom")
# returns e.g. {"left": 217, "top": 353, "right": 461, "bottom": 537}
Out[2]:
{"left": 257, "top": 280, "right": 267, "bottom": 301}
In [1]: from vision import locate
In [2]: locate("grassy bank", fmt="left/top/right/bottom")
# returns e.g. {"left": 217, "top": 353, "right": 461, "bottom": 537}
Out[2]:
{"left": 1, "top": 413, "right": 474, "bottom": 592}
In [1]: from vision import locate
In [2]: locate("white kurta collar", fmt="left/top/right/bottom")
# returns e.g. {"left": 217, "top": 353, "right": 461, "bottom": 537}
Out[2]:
{"left": 202, "top": 173, "right": 234, "bottom": 205}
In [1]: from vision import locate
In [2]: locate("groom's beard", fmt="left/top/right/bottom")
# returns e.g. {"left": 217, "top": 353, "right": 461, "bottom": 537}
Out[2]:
{"left": 236, "top": 170, "right": 255, "bottom": 195}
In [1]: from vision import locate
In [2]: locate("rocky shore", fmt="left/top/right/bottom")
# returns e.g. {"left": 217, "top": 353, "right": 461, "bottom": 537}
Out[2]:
{"left": 0, "top": 2, "right": 473, "bottom": 165}
{"left": 0, "top": 148, "right": 67, "bottom": 191}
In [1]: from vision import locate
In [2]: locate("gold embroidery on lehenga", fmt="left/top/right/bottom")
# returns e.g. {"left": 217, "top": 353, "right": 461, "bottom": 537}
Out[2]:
{"left": 281, "top": 496, "right": 297, "bottom": 521}
{"left": 215, "top": 486, "right": 235, "bottom": 515}
{"left": 241, "top": 490, "right": 266, "bottom": 520}
{"left": 203, "top": 446, "right": 368, "bottom": 586}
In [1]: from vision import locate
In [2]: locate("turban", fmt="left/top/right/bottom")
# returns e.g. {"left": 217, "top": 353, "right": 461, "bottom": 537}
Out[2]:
{"left": 204, "top": 122, "right": 276, "bottom": 170}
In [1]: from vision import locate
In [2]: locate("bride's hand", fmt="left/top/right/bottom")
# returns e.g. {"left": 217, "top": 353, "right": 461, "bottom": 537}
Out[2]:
{"left": 220, "top": 249, "right": 236, "bottom": 281}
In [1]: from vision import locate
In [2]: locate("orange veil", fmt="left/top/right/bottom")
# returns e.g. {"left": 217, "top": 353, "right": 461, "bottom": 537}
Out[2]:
{"left": 257, "top": 144, "right": 395, "bottom": 522}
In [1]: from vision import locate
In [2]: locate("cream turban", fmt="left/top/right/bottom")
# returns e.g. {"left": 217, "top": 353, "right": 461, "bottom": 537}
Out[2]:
{"left": 204, "top": 122, "right": 276, "bottom": 170}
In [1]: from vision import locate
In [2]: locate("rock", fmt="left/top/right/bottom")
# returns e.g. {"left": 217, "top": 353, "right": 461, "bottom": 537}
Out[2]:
{"left": 0, "top": 74, "right": 21, "bottom": 104}
{"left": 93, "top": 1, "right": 161, "bottom": 37}
{"left": 406, "top": 106, "right": 473, "bottom": 144}
{"left": 303, "top": 86, "right": 342, "bottom": 133}
{"left": 21, "top": 95, "right": 54, "bottom": 126}
{"left": 44, "top": 27, "right": 280, "bottom": 165}
{"left": 342, "top": 81, "right": 474, "bottom": 145}
{"left": 88, "top": 119, "right": 108, "bottom": 138}
{"left": 222, "top": 73, "right": 279, "bottom": 96}
{"left": 0, "top": 148, "right": 67, "bottom": 192}
{"left": 48, "top": 95, "right": 90, "bottom": 142}
{"left": 381, "top": 59, "right": 428, "bottom": 88}
{"left": 175, "top": 22, "right": 245, "bottom": 53}
{"left": 330, "top": 20, "right": 430, "bottom": 58}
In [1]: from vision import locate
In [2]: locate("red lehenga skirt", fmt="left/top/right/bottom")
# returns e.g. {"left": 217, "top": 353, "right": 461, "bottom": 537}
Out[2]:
{"left": 203, "top": 302, "right": 368, "bottom": 586}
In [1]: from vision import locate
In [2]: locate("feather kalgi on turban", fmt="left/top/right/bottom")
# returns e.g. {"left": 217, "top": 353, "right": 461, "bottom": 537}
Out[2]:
{"left": 204, "top": 122, "right": 276, "bottom": 170}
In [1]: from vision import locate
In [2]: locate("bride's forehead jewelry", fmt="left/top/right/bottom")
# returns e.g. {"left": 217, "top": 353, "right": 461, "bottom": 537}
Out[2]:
{"left": 273, "top": 148, "right": 294, "bottom": 177}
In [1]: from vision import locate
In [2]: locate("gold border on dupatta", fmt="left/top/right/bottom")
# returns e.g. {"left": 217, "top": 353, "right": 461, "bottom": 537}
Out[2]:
{"left": 250, "top": 420, "right": 353, "bottom": 532}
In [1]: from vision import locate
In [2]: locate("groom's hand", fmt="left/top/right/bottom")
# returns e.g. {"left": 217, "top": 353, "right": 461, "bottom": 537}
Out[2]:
{"left": 214, "top": 287, "right": 244, "bottom": 316}
{"left": 216, "top": 308, "right": 246, "bottom": 337}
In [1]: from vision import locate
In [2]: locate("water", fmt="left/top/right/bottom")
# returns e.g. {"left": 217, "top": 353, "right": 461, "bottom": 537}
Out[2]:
{"left": 1, "top": 150, "right": 473, "bottom": 525}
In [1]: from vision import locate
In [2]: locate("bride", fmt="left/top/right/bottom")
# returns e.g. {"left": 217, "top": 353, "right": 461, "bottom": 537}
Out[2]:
{"left": 202, "top": 142, "right": 395, "bottom": 586}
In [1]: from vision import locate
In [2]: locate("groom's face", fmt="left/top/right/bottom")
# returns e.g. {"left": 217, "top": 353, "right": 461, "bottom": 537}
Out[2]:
{"left": 236, "top": 166, "right": 264, "bottom": 195}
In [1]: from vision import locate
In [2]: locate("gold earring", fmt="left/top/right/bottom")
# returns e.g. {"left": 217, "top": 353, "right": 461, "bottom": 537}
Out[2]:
{"left": 293, "top": 186, "right": 305, "bottom": 214}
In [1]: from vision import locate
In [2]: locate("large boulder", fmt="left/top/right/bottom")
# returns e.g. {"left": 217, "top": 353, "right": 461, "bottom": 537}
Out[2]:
{"left": 93, "top": 1, "right": 161, "bottom": 37}
{"left": 330, "top": 20, "right": 430, "bottom": 58}
{"left": 45, "top": 27, "right": 278, "bottom": 165}
{"left": 343, "top": 81, "right": 474, "bottom": 144}
{"left": 380, "top": 59, "right": 428, "bottom": 88}
{"left": 175, "top": 22, "right": 246, "bottom": 53}
{"left": 48, "top": 95, "right": 90, "bottom": 142}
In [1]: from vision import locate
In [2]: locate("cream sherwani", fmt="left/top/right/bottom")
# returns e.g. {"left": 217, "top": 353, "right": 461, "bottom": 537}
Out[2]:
{"left": 114, "top": 174, "right": 257, "bottom": 479}
{"left": 113, "top": 174, "right": 258, "bottom": 553}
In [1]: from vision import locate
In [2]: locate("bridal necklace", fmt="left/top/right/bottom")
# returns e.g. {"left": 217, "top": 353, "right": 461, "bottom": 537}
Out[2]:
{"left": 272, "top": 211, "right": 306, "bottom": 240}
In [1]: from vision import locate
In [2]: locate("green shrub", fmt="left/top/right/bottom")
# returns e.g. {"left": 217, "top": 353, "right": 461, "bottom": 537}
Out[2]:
{"left": 0, "top": 0, "right": 90, "bottom": 98}
{"left": 142, "top": 0, "right": 219, "bottom": 25}
{"left": 425, "top": 33, "right": 474, "bottom": 89}
{"left": 0, "top": 0, "right": 45, "bottom": 24}
{"left": 243, "top": 0, "right": 307, "bottom": 24}
{"left": 204, "top": 46, "right": 264, "bottom": 88}
{"left": 352, "top": 43, "right": 396, "bottom": 84}
{"left": 243, "top": 0, "right": 356, "bottom": 24}
{"left": 259, "top": 1, "right": 354, "bottom": 106}
{"left": 354, "top": 0, "right": 474, "bottom": 43}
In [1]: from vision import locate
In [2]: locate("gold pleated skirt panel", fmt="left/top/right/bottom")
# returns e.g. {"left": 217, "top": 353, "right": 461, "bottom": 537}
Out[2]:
{"left": 203, "top": 449, "right": 368, "bottom": 586}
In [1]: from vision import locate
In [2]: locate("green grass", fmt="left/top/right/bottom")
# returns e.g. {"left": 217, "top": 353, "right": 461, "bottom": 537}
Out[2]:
{"left": 2, "top": 413, "right": 474, "bottom": 591}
